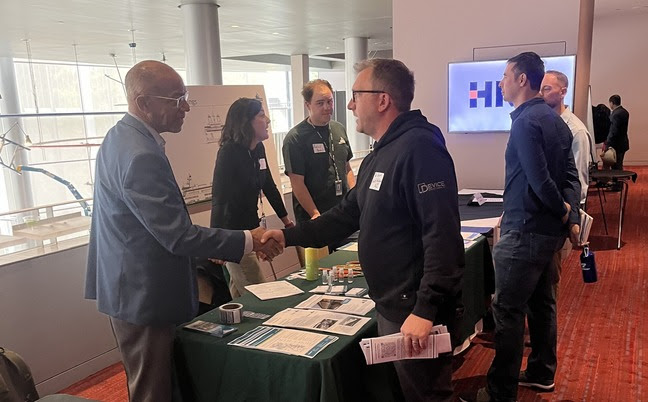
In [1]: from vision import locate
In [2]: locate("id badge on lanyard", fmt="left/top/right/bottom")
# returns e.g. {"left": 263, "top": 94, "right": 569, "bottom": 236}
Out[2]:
{"left": 335, "top": 179, "right": 343, "bottom": 196}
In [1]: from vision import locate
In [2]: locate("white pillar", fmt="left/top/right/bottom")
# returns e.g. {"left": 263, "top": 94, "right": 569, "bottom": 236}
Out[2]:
{"left": 0, "top": 57, "right": 34, "bottom": 210}
{"left": 344, "top": 37, "right": 369, "bottom": 156}
{"left": 290, "top": 54, "right": 309, "bottom": 126}
{"left": 179, "top": 0, "right": 223, "bottom": 85}
{"left": 574, "top": 0, "right": 595, "bottom": 122}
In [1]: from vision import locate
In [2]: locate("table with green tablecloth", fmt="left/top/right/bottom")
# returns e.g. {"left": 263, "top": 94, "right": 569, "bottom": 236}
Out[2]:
{"left": 174, "top": 237, "right": 493, "bottom": 402}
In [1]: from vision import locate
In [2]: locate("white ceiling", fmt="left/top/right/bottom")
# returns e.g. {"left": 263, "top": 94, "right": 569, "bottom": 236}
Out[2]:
{"left": 0, "top": 0, "right": 646, "bottom": 69}
{"left": 0, "top": 0, "right": 392, "bottom": 69}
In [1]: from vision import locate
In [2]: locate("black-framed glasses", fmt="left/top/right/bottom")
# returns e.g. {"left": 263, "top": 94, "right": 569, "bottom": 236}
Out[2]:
{"left": 352, "top": 90, "right": 386, "bottom": 102}
{"left": 143, "top": 92, "right": 189, "bottom": 108}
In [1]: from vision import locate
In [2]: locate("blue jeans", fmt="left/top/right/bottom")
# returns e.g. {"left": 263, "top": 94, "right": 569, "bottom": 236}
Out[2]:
{"left": 486, "top": 230, "right": 564, "bottom": 401}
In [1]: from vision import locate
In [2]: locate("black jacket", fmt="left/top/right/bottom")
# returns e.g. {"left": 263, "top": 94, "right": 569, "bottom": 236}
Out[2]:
{"left": 606, "top": 106, "right": 630, "bottom": 153}
{"left": 284, "top": 110, "right": 465, "bottom": 323}
{"left": 210, "top": 142, "right": 287, "bottom": 230}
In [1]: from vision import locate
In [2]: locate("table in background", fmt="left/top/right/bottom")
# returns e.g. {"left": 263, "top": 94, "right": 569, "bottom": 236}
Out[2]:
{"left": 174, "top": 237, "right": 493, "bottom": 402}
{"left": 589, "top": 169, "right": 637, "bottom": 249}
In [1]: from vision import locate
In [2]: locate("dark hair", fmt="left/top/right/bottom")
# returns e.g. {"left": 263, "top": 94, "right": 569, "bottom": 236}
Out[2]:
{"left": 301, "top": 79, "right": 333, "bottom": 103}
{"left": 354, "top": 58, "right": 415, "bottom": 112}
{"left": 507, "top": 52, "right": 545, "bottom": 91}
{"left": 220, "top": 98, "right": 263, "bottom": 147}
{"left": 609, "top": 94, "right": 621, "bottom": 106}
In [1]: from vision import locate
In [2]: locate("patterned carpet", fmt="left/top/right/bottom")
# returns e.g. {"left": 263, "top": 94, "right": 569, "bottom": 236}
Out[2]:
{"left": 59, "top": 167, "right": 648, "bottom": 401}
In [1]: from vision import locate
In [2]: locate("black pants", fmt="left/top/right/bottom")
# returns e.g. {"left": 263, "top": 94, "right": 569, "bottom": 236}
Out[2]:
{"left": 376, "top": 313, "right": 453, "bottom": 402}
{"left": 612, "top": 150, "right": 626, "bottom": 171}
{"left": 486, "top": 230, "right": 563, "bottom": 401}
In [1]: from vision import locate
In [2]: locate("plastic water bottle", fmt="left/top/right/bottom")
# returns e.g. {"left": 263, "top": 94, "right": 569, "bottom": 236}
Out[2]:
{"left": 580, "top": 245, "right": 598, "bottom": 283}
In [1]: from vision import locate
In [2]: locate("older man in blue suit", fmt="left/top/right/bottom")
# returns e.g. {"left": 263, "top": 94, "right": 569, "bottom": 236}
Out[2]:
{"left": 85, "top": 60, "right": 282, "bottom": 402}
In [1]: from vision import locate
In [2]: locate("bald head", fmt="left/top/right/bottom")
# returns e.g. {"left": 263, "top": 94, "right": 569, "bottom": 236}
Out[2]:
{"left": 125, "top": 60, "right": 189, "bottom": 133}
{"left": 125, "top": 60, "right": 182, "bottom": 106}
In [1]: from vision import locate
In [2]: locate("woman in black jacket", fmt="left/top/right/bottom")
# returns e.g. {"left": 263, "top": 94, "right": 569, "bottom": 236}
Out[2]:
{"left": 210, "top": 97, "right": 293, "bottom": 297}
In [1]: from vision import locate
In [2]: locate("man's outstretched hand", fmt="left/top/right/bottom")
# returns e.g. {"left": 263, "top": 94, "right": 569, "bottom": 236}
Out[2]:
{"left": 261, "top": 229, "right": 286, "bottom": 249}
{"left": 251, "top": 227, "right": 283, "bottom": 261}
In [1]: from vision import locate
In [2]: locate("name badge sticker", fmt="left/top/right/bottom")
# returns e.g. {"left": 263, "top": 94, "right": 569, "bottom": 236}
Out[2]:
{"left": 259, "top": 158, "right": 267, "bottom": 170}
{"left": 312, "top": 143, "right": 326, "bottom": 153}
{"left": 369, "top": 172, "right": 384, "bottom": 191}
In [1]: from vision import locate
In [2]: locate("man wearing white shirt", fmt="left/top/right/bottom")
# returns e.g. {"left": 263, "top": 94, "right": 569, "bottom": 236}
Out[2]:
{"left": 539, "top": 70, "right": 591, "bottom": 297}
{"left": 541, "top": 70, "right": 592, "bottom": 204}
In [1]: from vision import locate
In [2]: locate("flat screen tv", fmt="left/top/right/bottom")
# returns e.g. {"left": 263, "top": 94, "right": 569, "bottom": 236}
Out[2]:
{"left": 448, "top": 55, "right": 576, "bottom": 133}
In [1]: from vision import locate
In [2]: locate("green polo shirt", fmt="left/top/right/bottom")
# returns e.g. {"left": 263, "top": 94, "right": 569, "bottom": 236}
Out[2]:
{"left": 283, "top": 119, "right": 353, "bottom": 222}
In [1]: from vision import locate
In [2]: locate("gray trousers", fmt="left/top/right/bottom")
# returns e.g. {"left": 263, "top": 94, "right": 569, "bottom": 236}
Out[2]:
{"left": 110, "top": 316, "right": 175, "bottom": 402}
{"left": 225, "top": 252, "right": 265, "bottom": 298}
{"left": 376, "top": 313, "right": 453, "bottom": 402}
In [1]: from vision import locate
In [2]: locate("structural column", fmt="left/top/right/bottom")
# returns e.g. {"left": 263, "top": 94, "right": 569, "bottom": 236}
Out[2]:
{"left": 344, "top": 37, "right": 369, "bottom": 155}
{"left": 574, "top": 0, "right": 595, "bottom": 122}
{"left": 0, "top": 56, "right": 34, "bottom": 210}
{"left": 180, "top": 0, "right": 223, "bottom": 85}
{"left": 290, "top": 54, "right": 309, "bottom": 126}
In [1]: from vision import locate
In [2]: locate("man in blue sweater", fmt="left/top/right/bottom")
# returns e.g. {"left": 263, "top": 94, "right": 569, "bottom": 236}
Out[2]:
{"left": 464, "top": 52, "right": 580, "bottom": 402}
{"left": 263, "top": 58, "right": 464, "bottom": 401}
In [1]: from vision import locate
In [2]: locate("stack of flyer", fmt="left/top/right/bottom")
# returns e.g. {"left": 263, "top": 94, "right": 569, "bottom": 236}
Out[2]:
{"left": 359, "top": 325, "right": 452, "bottom": 365}
{"left": 579, "top": 209, "right": 594, "bottom": 244}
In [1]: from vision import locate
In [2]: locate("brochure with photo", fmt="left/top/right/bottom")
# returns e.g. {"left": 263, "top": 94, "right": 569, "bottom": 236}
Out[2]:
{"left": 184, "top": 320, "right": 238, "bottom": 338}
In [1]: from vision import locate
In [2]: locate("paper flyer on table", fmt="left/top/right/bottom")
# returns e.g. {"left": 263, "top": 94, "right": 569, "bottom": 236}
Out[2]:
{"left": 338, "top": 242, "right": 358, "bottom": 252}
{"left": 359, "top": 325, "right": 452, "bottom": 365}
{"left": 228, "top": 326, "right": 337, "bottom": 358}
{"left": 294, "top": 294, "right": 375, "bottom": 316}
{"left": 244, "top": 280, "right": 304, "bottom": 300}
{"left": 264, "top": 308, "right": 371, "bottom": 336}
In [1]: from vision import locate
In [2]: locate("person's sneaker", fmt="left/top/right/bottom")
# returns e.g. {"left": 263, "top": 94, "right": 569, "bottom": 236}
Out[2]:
{"left": 518, "top": 370, "right": 555, "bottom": 392}
{"left": 459, "top": 387, "right": 492, "bottom": 402}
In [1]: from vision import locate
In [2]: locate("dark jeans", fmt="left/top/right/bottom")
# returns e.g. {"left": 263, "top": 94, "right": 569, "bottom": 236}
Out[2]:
{"left": 486, "top": 230, "right": 563, "bottom": 401}
{"left": 377, "top": 313, "right": 453, "bottom": 402}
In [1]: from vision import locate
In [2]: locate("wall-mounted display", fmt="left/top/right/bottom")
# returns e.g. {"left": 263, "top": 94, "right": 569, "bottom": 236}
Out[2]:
{"left": 448, "top": 55, "right": 576, "bottom": 133}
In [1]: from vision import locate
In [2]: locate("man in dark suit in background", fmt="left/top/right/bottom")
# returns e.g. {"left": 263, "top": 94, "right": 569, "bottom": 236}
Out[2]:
{"left": 605, "top": 94, "right": 630, "bottom": 171}
{"left": 85, "top": 60, "right": 281, "bottom": 402}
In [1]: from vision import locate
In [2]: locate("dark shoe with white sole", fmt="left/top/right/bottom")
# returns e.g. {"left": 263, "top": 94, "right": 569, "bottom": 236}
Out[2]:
{"left": 518, "top": 370, "right": 555, "bottom": 392}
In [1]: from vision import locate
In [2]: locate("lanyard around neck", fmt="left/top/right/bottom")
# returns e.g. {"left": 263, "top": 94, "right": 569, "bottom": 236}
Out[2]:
{"left": 308, "top": 119, "right": 340, "bottom": 180}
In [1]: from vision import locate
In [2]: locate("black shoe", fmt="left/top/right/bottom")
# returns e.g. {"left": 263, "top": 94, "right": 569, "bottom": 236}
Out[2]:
{"left": 459, "top": 387, "right": 492, "bottom": 402}
{"left": 518, "top": 370, "right": 555, "bottom": 392}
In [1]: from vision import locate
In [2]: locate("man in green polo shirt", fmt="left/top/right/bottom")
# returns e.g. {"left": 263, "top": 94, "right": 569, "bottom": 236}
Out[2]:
{"left": 283, "top": 79, "right": 355, "bottom": 224}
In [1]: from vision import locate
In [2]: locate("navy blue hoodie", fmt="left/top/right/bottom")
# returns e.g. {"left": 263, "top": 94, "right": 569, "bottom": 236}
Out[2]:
{"left": 284, "top": 110, "right": 464, "bottom": 323}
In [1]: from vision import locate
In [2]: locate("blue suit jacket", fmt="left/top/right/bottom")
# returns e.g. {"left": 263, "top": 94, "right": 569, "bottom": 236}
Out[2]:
{"left": 85, "top": 114, "right": 245, "bottom": 326}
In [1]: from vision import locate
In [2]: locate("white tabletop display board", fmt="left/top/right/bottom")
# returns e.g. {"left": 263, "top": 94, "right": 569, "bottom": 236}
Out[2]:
{"left": 163, "top": 85, "right": 281, "bottom": 218}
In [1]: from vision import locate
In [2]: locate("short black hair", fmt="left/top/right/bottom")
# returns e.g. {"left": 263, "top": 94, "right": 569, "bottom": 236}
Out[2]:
{"left": 609, "top": 94, "right": 621, "bottom": 106}
{"left": 507, "top": 52, "right": 545, "bottom": 91}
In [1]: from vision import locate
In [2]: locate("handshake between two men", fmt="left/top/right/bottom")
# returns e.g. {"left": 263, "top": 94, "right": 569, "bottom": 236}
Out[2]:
{"left": 251, "top": 227, "right": 287, "bottom": 261}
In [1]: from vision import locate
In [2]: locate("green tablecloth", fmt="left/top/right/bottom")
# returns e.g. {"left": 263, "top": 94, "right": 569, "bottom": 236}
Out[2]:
{"left": 174, "top": 237, "right": 493, "bottom": 402}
